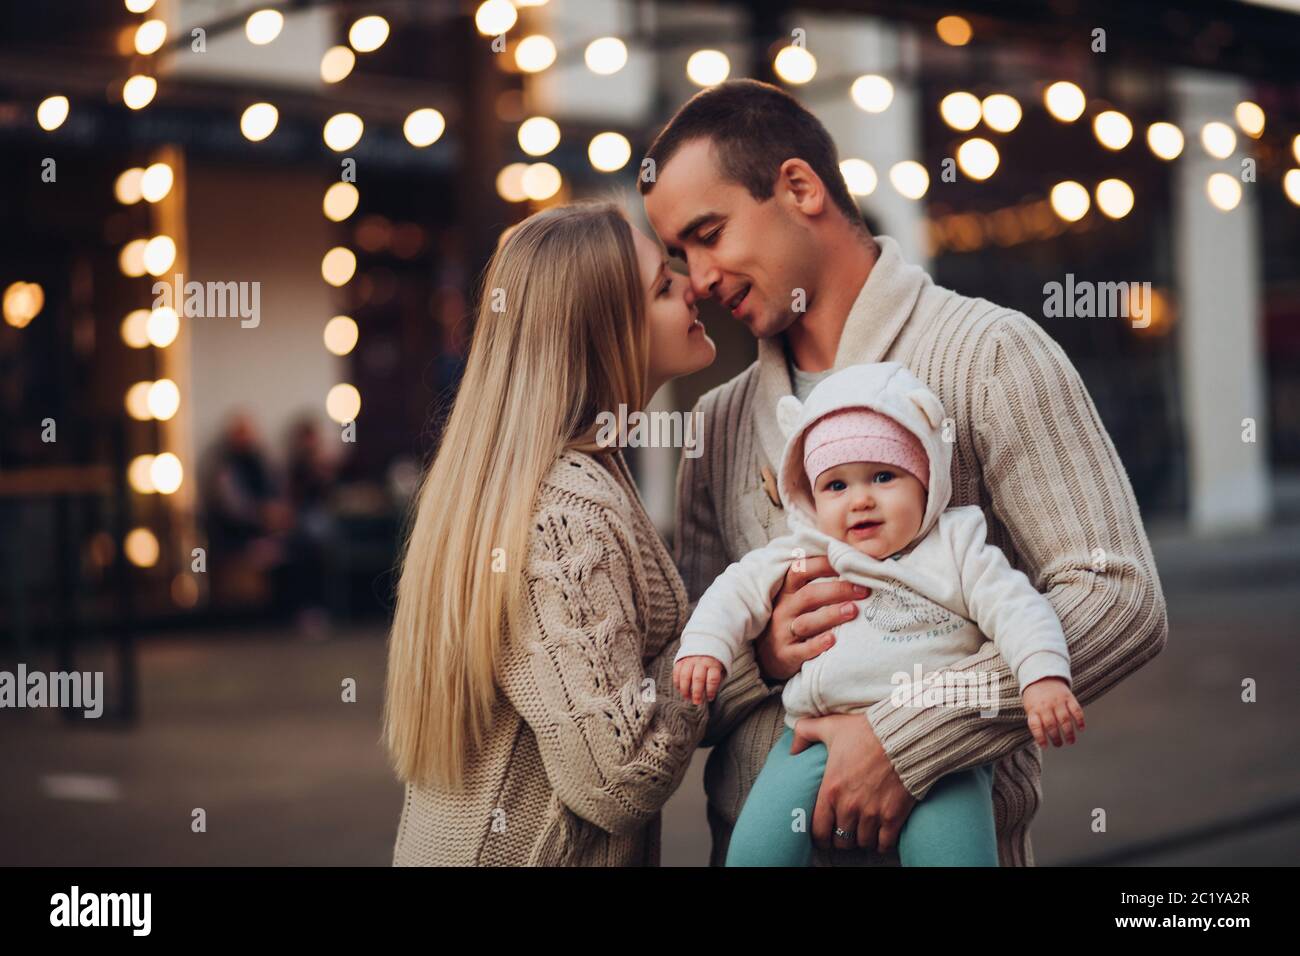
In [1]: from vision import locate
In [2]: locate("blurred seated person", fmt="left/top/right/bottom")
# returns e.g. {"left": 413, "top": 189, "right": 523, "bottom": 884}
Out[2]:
{"left": 201, "top": 410, "right": 292, "bottom": 607}
{"left": 284, "top": 413, "right": 341, "bottom": 638}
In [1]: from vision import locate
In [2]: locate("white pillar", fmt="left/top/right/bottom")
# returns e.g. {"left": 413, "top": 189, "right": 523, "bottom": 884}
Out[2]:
{"left": 1172, "top": 71, "right": 1270, "bottom": 533}
{"left": 810, "top": 15, "right": 929, "bottom": 268}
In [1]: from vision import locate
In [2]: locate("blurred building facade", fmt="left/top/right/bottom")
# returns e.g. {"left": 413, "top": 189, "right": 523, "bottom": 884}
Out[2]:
{"left": 1, "top": 0, "right": 1298, "bottom": 646}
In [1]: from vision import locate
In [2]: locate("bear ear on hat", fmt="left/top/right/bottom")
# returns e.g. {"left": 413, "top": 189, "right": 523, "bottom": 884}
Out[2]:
{"left": 907, "top": 387, "right": 946, "bottom": 431}
{"left": 776, "top": 394, "right": 804, "bottom": 438}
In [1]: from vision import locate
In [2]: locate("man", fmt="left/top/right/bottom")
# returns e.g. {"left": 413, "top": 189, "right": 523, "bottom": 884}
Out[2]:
{"left": 641, "top": 79, "right": 1168, "bottom": 866}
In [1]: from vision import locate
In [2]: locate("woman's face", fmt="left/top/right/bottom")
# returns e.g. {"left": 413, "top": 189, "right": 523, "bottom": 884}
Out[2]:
{"left": 632, "top": 225, "right": 715, "bottom": 396}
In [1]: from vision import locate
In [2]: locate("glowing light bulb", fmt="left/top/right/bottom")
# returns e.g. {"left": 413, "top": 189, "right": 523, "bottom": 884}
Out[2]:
{"left": 585, "top": 37, "right": 627, "bottom": 75}
{"left": 349, "top": 15, "right": 389, "bottom": 52}
{"left": 518, "top": 117, "right": 560, "bottom": 156}
{"left": 588, "top": 132, "right": 631, "bottom": 172}
{"left": 889, "top": 161, "right": 929, "bottom": 200}
{"left": 773, "top": 46, "right": 816, "bottom": 85}
{"left": 1205, "top": 173, "right": 1241, "bottom": 211}
{"left": 1093, "top": 111, "right": 1133, "bottom": 150}
{"left": 1146, "top": 122, "right": 1184, "bottom": 160}
{"left": 956, "top": 138, "right": 999, "bottom": 180}
{"left": 939, "top": 92, "right": 981, "bottom": 131}
{"left": 245, "top": 9, "right": 283, "bottom": 45}
{"left": 1050, "top": 181, "right": 1090, "bottom": 222}
{"left": 850, "top": 75, "right": 893, "bottom": 114}
{"left": 839, "top": 159, "right": 877, "bottom": 196}
{"left": 686, "top": 50, "right": 729, "bottom": 87}
{"left": 37, "top": 95, "right": 69, "bottom": 131}
{"left": 1044, "top": 81, "right": 1085, "bottom": 123}
{"left": 516, "top": 35, "right": 557, "bottom": 73}
{"left": 1095, "top": 179, "right": 1134, "bottom": 219}
{"left": 323, "top": 113, "right": 363, "bottom": 151}
{"left": 981, "top": 94, "right": 1021, "bottom": 133}
{"left": 404, "top": 109, "right": 445, "bottom": 147}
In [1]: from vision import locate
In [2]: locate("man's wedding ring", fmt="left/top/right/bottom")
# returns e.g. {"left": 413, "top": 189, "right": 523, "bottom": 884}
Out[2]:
{"left": 834, "top": 827, "right": 851, "bottom": 841}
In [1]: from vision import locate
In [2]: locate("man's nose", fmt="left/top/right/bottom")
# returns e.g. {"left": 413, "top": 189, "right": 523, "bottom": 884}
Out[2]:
{"left": 688, "top": 258, "right": 719, "bottom": 300}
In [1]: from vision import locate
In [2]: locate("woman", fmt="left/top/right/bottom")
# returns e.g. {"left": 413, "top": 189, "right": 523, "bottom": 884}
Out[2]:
{"left": 384, "top": 202, "right": 769, "bottom": 865}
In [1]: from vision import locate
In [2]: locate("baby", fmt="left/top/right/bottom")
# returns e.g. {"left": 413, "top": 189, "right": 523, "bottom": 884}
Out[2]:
{"left": 672, "top": 361, "right": 1084, "bottom": 866}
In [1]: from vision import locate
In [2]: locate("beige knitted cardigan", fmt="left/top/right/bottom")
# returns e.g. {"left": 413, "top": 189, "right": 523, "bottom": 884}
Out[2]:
{"left": 674, "top": 234, "right": 1170, "bottom": 867}
{"left": 391, "top": 449, "right": 756, "bottom": 866}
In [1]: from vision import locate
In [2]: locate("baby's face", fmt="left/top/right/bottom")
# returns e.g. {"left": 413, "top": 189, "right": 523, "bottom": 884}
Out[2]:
{"left": 811, "top": 461, "right": 926, "bottom": 559}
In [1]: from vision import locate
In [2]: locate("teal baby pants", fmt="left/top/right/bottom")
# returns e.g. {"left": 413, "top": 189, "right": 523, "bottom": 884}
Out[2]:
{"left": 725, "top": 725, "right": 999, "bottom": 867}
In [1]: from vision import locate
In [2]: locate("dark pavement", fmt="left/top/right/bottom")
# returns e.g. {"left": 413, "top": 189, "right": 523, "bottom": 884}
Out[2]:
{"left": 1, "top": 522, "right": 1297, "bottom": 866}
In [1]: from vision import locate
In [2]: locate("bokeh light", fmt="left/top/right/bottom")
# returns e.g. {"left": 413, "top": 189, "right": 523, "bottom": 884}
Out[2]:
{"left": 1050, "top": 180, "right": 1090, "bottom": 221}
{"left": 939, "top": 92, "right": 981, "bottom": 131}
{"left": 850, "top": 75, "right": 893, "bottom": 113}
{"left": 585, "top": 37, "right": 628, "bottom": 75}
{"left": 326, "top": 383, "right": 362, "bottom": 423}
{"left": 1044, "top": 81, "right": 1086, "bottom": 123}
{"left": 403, "top": 109, "right": 445, "bottom": 147}
{"left": 889, "top": 161, "right": 929, "bottom": 199}
{"left": 1095, "top": 179, "right": 1135, "bottom": 219}
{"left": 323, "top": 182, "right": 359, "bottom": 221}
{"left": 686, "top": 50, "right": 729, "bottom": 87}
{"left": 588, "top": 132, "right": 631, "bottom": 172}
{"left": 1146, "top": 122, "right": 1184, "bottom": 160}
{"left": 839, "top": 159, "right": 877, "bottom": 196}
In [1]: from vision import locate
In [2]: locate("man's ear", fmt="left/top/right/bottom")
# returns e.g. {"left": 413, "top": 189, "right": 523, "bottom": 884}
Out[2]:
{"left": 778, "top": 158, "right": 826, "bottom": 216}
{"left": 776, "top": 395, "right": 804, "bottom": 438}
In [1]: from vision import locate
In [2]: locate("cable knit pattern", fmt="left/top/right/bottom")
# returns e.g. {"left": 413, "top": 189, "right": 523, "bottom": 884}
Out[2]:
{"left": 392, "top": 448, "right": 753, "bottom": 866}
{"left": 674, "top": 235, "right": 1168, "bottom": 867}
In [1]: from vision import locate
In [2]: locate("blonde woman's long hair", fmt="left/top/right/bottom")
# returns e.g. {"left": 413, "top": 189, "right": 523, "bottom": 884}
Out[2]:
{"left": 383, "top": 201, "right": 649, "bottom": 789}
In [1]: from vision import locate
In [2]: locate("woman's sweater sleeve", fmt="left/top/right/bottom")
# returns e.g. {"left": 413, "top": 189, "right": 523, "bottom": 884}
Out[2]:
{"left": 865, "top": 312, "right": 1169, "bottom": 800}
{"left": 497, "top": 493, "right": 708, "bottom": 836}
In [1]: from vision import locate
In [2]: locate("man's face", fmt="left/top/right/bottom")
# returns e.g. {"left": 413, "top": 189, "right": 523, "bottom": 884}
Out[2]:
{"left": 644, "top": 138, "right": 816, "bottom": 340}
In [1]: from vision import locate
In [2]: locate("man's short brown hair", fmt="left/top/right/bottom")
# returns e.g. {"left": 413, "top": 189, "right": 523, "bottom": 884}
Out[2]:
{"left": 639, "top": 78, "right": 866, "bottom": 231}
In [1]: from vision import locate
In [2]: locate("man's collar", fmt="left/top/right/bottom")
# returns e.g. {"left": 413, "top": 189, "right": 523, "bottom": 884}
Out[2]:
{"left": 752, "top": 234, "right": 930, "bottom": 472}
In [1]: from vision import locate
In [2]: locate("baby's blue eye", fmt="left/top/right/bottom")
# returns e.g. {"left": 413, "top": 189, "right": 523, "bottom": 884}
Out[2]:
{"left": 873, "top": 471, "right": 895, "bottom": 484}
{"left": 827, "top": 479, "right": 846, "bottom": 492}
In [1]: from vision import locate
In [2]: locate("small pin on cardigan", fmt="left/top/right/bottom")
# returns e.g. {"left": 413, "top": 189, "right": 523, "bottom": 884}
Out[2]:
{"left": 760, "top": 465, "right": 782, "bottom": 508}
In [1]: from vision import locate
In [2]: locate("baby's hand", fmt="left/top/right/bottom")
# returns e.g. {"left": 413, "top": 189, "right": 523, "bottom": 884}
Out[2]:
{"left": 1022, "top": 677, "right": 1085, "bottom": 748}
{"left": 673, "top": 656, "right": 725, "bottom": 705}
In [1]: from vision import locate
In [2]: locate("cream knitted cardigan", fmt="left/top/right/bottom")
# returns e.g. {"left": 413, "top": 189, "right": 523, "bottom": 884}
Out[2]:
{"left": 674, "top": 234, "right": 1170, "bottom": 867}
{"left": 391, "top": 449, "right": 763, "bottom": 866}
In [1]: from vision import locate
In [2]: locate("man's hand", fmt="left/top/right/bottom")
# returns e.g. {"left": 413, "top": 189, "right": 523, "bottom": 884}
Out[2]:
{"left": 791, "top": 713, "right": 916, "bottom": 854}
{"left": 754, "top": 555, "right": 868, "bottom": 681}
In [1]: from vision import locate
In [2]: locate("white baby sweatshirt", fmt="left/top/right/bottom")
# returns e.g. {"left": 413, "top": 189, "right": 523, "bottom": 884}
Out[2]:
{"left": 674, "top": 361, "right": 1073, "bottom": 730}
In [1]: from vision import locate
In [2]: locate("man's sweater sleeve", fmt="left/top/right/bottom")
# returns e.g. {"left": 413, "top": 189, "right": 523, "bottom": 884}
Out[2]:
{"left": 497, "top": 496, "right": 707, "bottom": 836}
{"left": 672, "top": 392, "right": 781, "bottom": 748}
{"left": 865, "top": 313, "right": 1169, "bottom": 800}
{"left": 944, "top": 508, "right": 1073, "bottom": 694}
